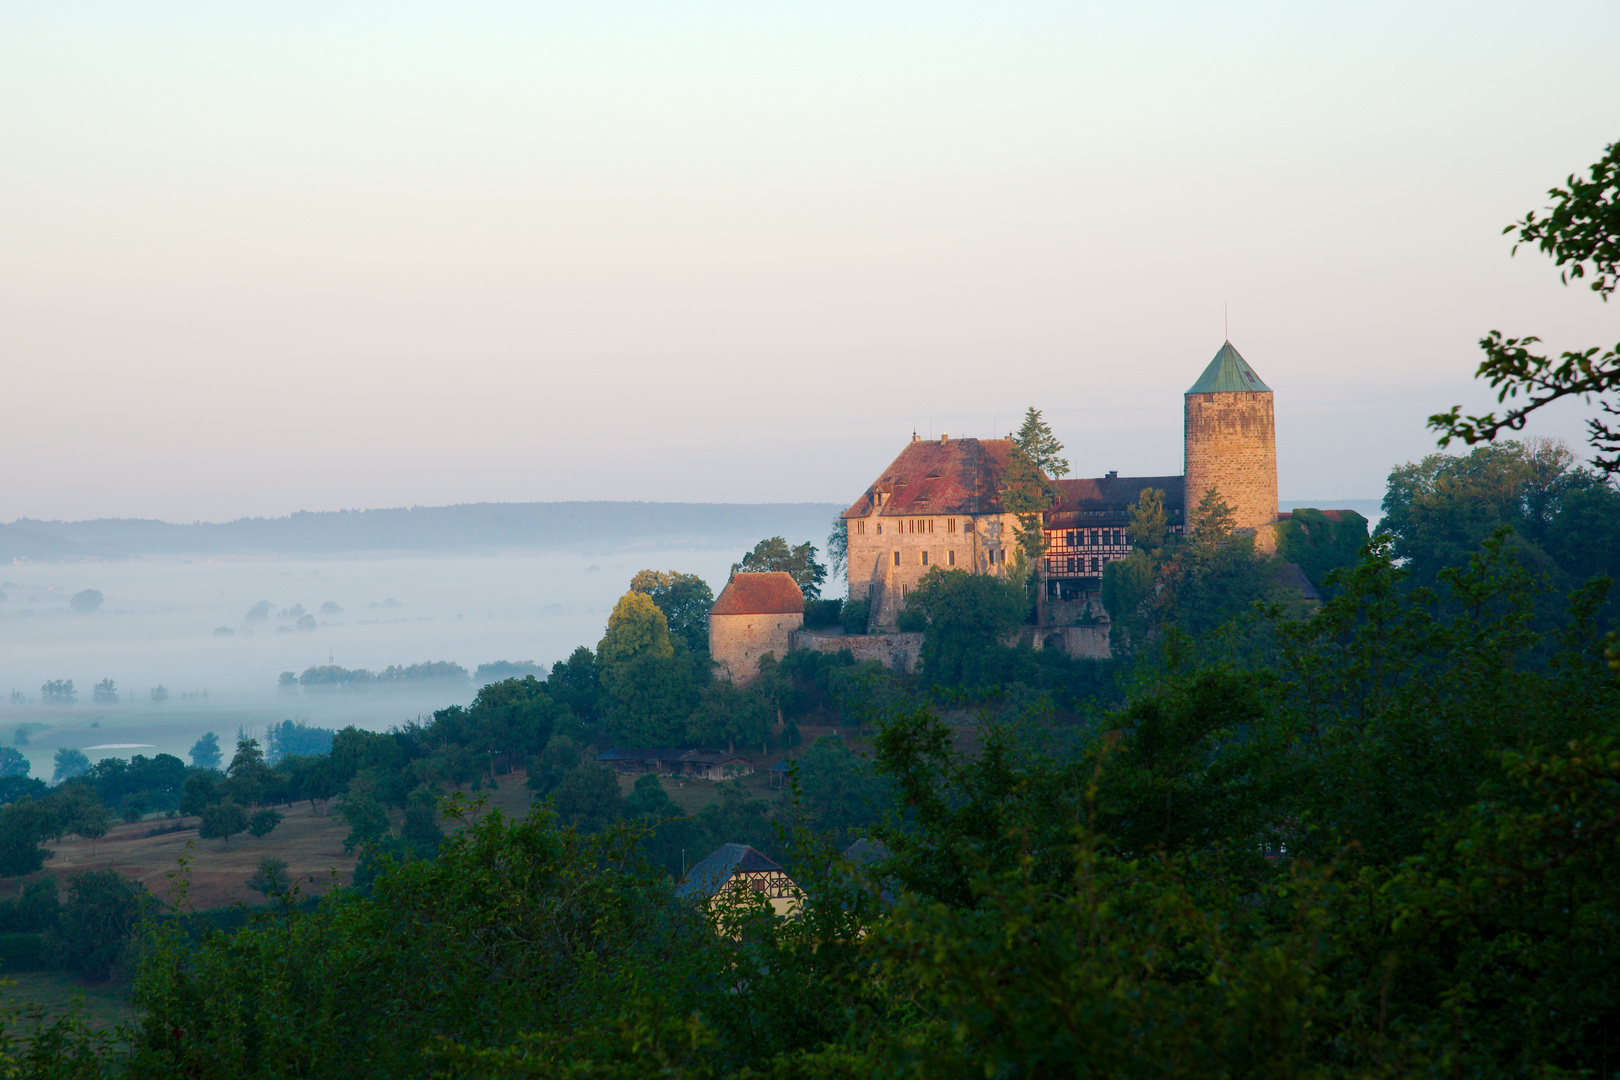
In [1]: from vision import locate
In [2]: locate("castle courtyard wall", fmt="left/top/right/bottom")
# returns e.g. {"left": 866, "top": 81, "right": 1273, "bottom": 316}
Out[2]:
{"left": 791, "top": 629, "right": 924, "bottom": 675}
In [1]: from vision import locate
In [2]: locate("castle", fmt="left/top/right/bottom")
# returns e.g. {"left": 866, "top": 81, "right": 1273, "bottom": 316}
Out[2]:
{"left": 842, "top": 340, "right": 1278, "bottom": 631}
{"left": 713, "top": 341, "right": 1294, "bottom": 673}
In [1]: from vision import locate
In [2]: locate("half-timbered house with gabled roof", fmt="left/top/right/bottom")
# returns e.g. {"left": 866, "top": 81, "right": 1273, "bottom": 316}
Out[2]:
{"left": 675, "top": 842, "right": 801, "bottom": 919}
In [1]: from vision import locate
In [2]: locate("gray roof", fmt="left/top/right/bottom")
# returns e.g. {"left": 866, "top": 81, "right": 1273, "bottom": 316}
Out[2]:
{"left": 1047, "top": 475, "right": 1186, "bottom": 519}
{"left": 842, "top": 837, "right": 889, "bottom": 866}
{"left": 675, "top": 843, "right": 782, "bottom": 901}
{"left": 598, "top": 748, "right": 739, "bottom": 765}
{"left": 1186, "top": 341, "right": 1272, "bottom": 394}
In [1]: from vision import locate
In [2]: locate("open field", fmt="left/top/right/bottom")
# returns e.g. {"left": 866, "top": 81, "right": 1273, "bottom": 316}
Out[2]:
{"left": 1, "top": 972, "right": 133, "bottom": 1035}
{"left": 14, "top": 800, "right": 359, "bottom": 913}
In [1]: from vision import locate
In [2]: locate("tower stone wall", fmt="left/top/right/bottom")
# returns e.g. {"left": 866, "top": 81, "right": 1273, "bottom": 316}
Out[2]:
{"left": 1183, "top": 390, "right": 1277, "bottom": 530}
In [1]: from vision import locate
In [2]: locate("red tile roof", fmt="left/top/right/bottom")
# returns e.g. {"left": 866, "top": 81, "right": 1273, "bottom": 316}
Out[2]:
{"left": 841, "top": 437, "right": 1021, "bottom": 519}
{"left": 711, "top": 571, "right": 805, "bottom": 616}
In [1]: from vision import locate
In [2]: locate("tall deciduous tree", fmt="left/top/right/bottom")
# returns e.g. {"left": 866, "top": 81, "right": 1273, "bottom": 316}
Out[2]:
{"left": 200, "top": 801, "right": 249, "bottom": 848}
{"left": 597, "top": 592, "right": 674, "bottom": 667}
{"left": 0, "top": 796, "right": 56, "bottom": 877}
{"left": 628, "top": 570, "right": 714, "bottom": 653}
{"left": 1431, "top": 140, "right": 1620, "bottom": 473}
{"left": 732, "top": 536, "right": 827, "bottom": 600}
{"left": 189, "top": 731, "right": 222, "bottom": 770}
{"left": 53, "top": 747, "right": 90, "bottom": 783}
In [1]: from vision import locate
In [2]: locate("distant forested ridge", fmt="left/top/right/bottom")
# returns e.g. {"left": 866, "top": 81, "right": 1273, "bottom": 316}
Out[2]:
{"left": 0, "top": 502, "right": 843, "bottom": 559}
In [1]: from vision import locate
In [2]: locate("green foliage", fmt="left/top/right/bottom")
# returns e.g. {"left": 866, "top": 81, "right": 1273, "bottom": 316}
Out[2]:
{"left": 894, "top": 605, "right": 927, "bottom": 632}
{"left": 1431, "top": 140, "right": 1620, "bottom": 472}
{"left": 600, "top": 646, "right": 707, "bottom": 747}
{"left": 40, "top": 678, "right": 76, "bottom": 704}
{"left": 1100, "top": 547, "right": 1156, "bottom": 643}
{"left": 732, "top": 536, "right": 828, "bottom": 601}
{"left": 224, "top": 736, "right": 272, "bottom": 807}
{"left": 331, "top": 791, "right": 388, "bottom": 853}
{"left": 263, "top": 719, "right": 335, "bottom": 763}
{"left": 1125, "top": 486, "right": 1169, "bottom": 554}
{"left": 119, "top": 792, "right": 150, "bottom": 825}
{"left": 198, "top": 801, "right": 249, "bottom": 847}
{"left": 0, "top": 746, "right": 27, "bottom": 779}
{"left": 800, "top": 597, "right": 842, "bottom": 630}
{"left": 621, "top": 772, "right": 678, "bottom": 820}
{"left": 1013, "top": 405, "right": 1069, "bottom": 478}
{"left": 629, "top": 570, "right": 715, "bottom": 653}
{"left": 246, "top": 808, "right": 282, "bottom": 838}
{"left": 689, "top": 678, "right": 772, "bottom": 755}
{"left": 54, "top": 747, "right": 90, "bottom": 783}
{"left": 0, "top": 796, "right": 57, "bottom": 877}
{"left": 178, "top": 772, "right": 217, "bottom": 817}
{"left": 837, "top": 596, "right": 870, "bottom": 634}
{"left": 526, "top": 734, "right": 586, "bottom": 798}
{"left": 188, "top": 731, "right": 221, "bottom": 771}
{"left": 907, "top": 567, "right": 1027, "bottom": 685}
{"left": 41, "top": 870, "right": 147, "bottom": 979}
{"left": 998, "top": 445, "right": 1059, "bottom": 561}
{"left": 245, "top": 856, "right": 290, "bottom": 897}
{"left": 791, "top": 737, "right": 890, "bottom": 846}
{"left": 825, "top": 516, "right": 848, "bottom": 581}
{"left": 1379, "top": 439, "right": 1620, "bottom": 601}
{"left": 1273, "top": 506, "right": 1370, "bottom": 594}
{"left": 547, "top": 646, "right": 602, "bottom": 723}
{"left": 551, "top": 764, "right": 622, "bottom": 833}
{"left": 400, "top": 788, "right": 445, "bottom": 851}
{"left": 598, "top": 590, "right": 675, "bottom": 667}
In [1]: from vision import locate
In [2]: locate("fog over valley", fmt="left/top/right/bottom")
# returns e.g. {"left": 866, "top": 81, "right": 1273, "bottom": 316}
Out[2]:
{"left": 0, "top": 502, "right": 839, "bottom": 778}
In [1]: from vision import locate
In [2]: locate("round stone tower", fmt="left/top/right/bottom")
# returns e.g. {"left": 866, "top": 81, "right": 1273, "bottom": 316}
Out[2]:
{"left": 1183, "top": 341, "right": 1277, "bottom": 531}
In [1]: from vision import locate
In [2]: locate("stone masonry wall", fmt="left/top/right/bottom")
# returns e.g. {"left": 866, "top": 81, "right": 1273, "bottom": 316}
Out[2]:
{"left": 791, "top": 629, "right": 924, "bottom": 674}
{"left": 845, "top": 512, "right": 1021, "bottom": 630}
{"left": 1183, "top": 390, "right": 1278, "bottom": 531}
{"left": 710, "top": 610, "right": 803, "bottom": 685}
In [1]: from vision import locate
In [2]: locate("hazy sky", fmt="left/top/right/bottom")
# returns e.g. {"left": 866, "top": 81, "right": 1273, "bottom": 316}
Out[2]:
{"left": 3, "top": 2, "right": 1617, "bottom": 522}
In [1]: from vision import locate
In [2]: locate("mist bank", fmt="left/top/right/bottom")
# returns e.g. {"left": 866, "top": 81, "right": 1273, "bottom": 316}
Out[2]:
{"left": 0, "top": 501, "right": 845, "bottom": 560}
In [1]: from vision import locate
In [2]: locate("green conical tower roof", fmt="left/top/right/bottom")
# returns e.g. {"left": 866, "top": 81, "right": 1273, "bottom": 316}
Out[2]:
{"left": 1186, "top": 341, "right": 1271, "bottom": 394}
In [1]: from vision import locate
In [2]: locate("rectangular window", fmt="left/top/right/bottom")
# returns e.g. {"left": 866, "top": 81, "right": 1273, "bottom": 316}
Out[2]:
{"left": 877, "top": 523, "right": 883, "bottom": 535}
{"left": 1066, "top": 531, "right": 1077, "bottom": 547}
{"left": 948, "top": 550, "right": 955, "bottom": 566}
{"left": 948, "top": 519, "right": 956, "bottom": 533}
{"left": 921, "top": 551, "right": 929, "bottom": 566}
{"left": 856, "top": 520, "right": 865, "bottom": 535}
{"left": 893, "top": 551, "right": 900, "bottom": 566}
{"left": 1091, "top": 556, "right": 1100, "bottom": 572}
{"left": 1067, "top": 556, "right": 1077, "bottom": 574}
{"left": 1112, "top": 529, "right": 1122, "bottom": 546}
{"left": 928, "top": 519, "right": 934, "bottom": 533}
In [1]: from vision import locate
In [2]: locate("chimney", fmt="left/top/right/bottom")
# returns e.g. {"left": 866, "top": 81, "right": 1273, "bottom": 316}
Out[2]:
{"left": 940, "top": 433, "right": 949, "bottom": 442}
{"left": 912, "top": 430, "right": 919, "bottom": 442}
{"left": 1106, "top": 470, "right": 1118, "bottom": 479}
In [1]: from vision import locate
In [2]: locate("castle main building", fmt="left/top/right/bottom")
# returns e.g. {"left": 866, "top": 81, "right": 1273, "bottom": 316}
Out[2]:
{"left": 841, "top": 341, "right": 1280, "bottom": 627}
